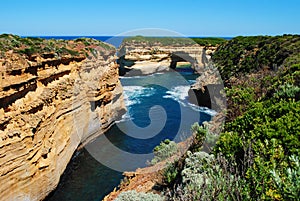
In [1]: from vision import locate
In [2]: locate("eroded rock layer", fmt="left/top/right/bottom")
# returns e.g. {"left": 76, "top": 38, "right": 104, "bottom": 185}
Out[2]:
{"left": 0, "top": 36, "right": 126, "bottom": 201}
{"left": 118, "top": 39, "right": 214, "bottom": 76}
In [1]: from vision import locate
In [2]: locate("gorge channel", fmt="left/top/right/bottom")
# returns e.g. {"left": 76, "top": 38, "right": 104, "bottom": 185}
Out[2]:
{"left": 45, "top": 69, "right": 215, "bottom": 201}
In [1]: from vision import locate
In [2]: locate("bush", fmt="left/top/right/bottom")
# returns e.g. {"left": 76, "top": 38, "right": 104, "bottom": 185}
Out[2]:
{"left": 190, "top": 123, "right": 207, "bottom": 152}
{"left": 213, "top": 56, "right": 300, "bottom": 199}
{"left": 274, "top": 83, "right": 300, "bottom": 100}
{"left": 212, "top": 35, "right": 300, "bottom": 81}
{"left": 163, "top": 162, "right": 179, "bottom": 185}
{"left": 190, "top": 122, "right": 218, "bottom": 152}
{"left": 115, "top": 190, "right": 164, "bottom": 201}
{"left": 271, "top": 155, "right": 300, "bottom": 200}
{"left": 19, "top": 47, "right": 37, "bottom": 56}
{"left": 172, "top": 151, "right": 251, "bottom": 201}
{"left": 192, "top": 37, "right": 227, "bottom": 46}
{"left": 181, "top": 151, "right": 214, "bottom": 194}
{"left": 0, "top": 34, "right": 114, "bottom": 59}
{"left": 150, "top": 139, "right": 178, "bottom": 165}
{"left": 122, "top": 36, "right": 195, "bottom": 46}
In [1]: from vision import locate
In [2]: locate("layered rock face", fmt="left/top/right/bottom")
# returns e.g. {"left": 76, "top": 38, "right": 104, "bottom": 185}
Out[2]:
{"left": 117, "top": 37, "right": 224, "bottom": 112}
{"left": 118, "top": 40, "right": 214, "bottom": 76}
{"left": 0, "top": 36, "right": 126, "bottom": 201}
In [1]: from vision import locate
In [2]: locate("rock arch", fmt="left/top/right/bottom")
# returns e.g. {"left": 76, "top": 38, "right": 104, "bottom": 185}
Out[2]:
{"left": 170, "top": 48, "right": 209, "bottom": 73}
{"left": 118, "top": 46, "right": 209, "bottom": 76}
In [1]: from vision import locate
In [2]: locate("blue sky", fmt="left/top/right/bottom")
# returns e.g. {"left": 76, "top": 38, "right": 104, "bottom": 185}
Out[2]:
{"left": 0, "top": 0, "right": 299, "bottom": 36}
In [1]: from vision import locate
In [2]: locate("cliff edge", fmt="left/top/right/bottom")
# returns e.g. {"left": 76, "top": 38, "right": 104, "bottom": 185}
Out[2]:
{"left": 0, "top": 35, "right": 126, "bottom": 201}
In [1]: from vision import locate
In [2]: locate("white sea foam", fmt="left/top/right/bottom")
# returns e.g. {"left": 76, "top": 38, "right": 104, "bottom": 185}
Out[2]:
{"left": 163, "top": 85, "right": 217, "bottom": 116}
{"left": 188, "top": 80, "right": 197, "bottom": 85}
{"left": 188, "top": 103, "right": 217, "bottom": 116}
{"left": 163, "top": 86, "right": 190, "bottom": 106}
{"left": 120, "top": 72, "right": 165, "bottom": 80}
{"left": 115, "top": 112, "right": 133, "bottom": 123}
{"left": 123, "top": 85, "right": 156, "bottom": 107}
{"left": 120, "top": 75, "right": 142, "bottom": 79}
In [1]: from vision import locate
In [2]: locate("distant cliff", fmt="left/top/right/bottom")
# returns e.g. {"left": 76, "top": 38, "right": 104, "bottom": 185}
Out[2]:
{"left": 117, "top": 36, "right": 217, "bottom": 76}
{"left": 117, "top": 36, "right": 225, "bottom": 112}
{"left": 0, "top": 35, "right": 126, "bottom": 201}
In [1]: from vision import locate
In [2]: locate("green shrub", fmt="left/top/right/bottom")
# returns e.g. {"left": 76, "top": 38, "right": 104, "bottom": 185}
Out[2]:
{"left": 18, "top": 47, "right": 38, "bottom": 56}
{"left": 274, "top": 83, "right": 300, "bottom": 100}
{"left": 176, "top": 151, "right": 251, "bottom": 201}
{"left": 192, "top": 37, "right": 226, "bottom": 46}
{"left": 0, "top": 34, "right": 115, "bottom": 59}
{"left": 270, "top": 155, "right": 300, "bottom": 200}
{"left": 212, "top": 35, "right": 300, "bottom": 81}
{"left": 181, "top": 151, "right": 214, "bottom": 194}
{"left": 190, "top": 122, "right": 218, "bottom": 152}
{"left": 163, "top": 163, "right": 179, "bottom": 185}
{"left": 122, "top": 36, "right": 195, "bottom": 46}
{"left": 190, "top": 122, "right": 207, "bottom": 148}
{"left": 213, "top": 60, "right": 300, "bottom": 199}
{"left": 150, "top": 139, "right": 178, "bottom": 165}
{"left": 225, "top": 86, "right": 256, "bottom": 119}
{"left": 115, "top": 190, "right": 164, "bottom": 201}
{"left": 56, "top": 47, "right": 79, "bottom": 56}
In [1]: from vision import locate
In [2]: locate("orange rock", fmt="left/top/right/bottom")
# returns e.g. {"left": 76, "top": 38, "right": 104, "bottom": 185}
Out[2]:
{"left": 0, "top": 42, "right": 126, "bottom": 201}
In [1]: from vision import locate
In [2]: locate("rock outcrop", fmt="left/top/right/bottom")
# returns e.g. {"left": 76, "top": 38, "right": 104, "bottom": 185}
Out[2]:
{"left": 188, "top": 66, "right": 226, "bottom": 112}
{"left": 118, "top": 39, "right": 213, "bottom": 76}
{"left": 0, "top": 35, "right": 126, "bottom": 201}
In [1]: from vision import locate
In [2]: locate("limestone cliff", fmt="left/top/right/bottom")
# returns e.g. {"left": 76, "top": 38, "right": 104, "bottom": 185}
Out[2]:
{"left": 118, "top": 37, "right": 214, "bottom": 76}
{"left": 0, "top": 35, "right": 126, "bottom": 201}
{"left": 188, "top": 65, "right": 225, "bottom": 112}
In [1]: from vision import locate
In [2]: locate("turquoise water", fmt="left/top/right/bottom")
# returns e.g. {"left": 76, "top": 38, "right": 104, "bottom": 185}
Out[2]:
{"left": 45, "top": 70, "right": 215, "bottom": 201}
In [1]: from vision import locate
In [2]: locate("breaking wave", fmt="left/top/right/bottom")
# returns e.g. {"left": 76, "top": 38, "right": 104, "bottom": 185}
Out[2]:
{"left": 163, "top": 85, "right": 217, "bottom": 116}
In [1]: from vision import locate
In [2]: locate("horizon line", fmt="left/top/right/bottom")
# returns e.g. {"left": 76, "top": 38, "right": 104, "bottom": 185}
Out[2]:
{"left": 2, "top": 33, "right": 299, "bottom": 38}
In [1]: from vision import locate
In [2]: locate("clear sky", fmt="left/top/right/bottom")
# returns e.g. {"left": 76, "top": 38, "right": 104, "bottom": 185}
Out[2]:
{"left": 0, "top": 0, "right": 299, "bottom": 37}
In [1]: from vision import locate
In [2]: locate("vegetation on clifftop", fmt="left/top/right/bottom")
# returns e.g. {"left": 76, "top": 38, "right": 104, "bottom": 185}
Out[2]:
{"left": 212, "top": 34, "right": 300, "bottom": 81}
{"left": 149, "top": 139, "right": 178, "bottom": 165}
{"left": 0, "top": 34, "right": 114, "bottom": 59}
{"left": 157, "top": 35, "right": 300, "bottom": 200}
{"left": 122, "top": 35, "right": 226, "bottom": 47}
{"left": 122, "top": 36, "right": 196, "bottom": 46}
{"left": 192, "top": 37, "right": 226, "bottom": 46}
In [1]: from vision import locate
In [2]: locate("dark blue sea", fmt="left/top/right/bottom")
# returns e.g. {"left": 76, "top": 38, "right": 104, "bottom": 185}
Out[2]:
{"left": 45, "top": 69, "right": 216, "bottom": 201}
{"left": 35, "top": 36, "right": 125, "bottom": 47}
